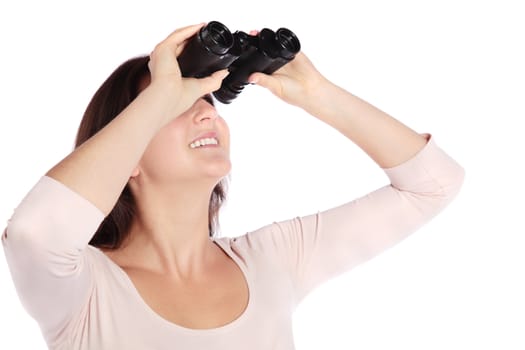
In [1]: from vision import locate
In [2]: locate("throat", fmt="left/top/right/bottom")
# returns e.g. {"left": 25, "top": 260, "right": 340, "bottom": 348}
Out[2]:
{"left": 109, "top": 242, "right": 250, "bottom": 330}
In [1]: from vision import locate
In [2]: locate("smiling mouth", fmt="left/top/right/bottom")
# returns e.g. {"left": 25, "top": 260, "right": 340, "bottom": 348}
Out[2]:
{"left": 189, "top": 137, "right": 219, "bottom": 149}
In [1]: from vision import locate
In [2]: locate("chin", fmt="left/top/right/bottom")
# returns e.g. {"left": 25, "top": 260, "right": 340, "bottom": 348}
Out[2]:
{"left": 209, "top": 161, "right": 232, "bottom": 180}
{"left": 197, "top": 158, "right": 231, "bottom": 181}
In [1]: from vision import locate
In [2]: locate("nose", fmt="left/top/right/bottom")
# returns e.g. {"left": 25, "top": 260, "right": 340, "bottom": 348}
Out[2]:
{"left": 193, "top": 99, "right": 219, "bottom": 124}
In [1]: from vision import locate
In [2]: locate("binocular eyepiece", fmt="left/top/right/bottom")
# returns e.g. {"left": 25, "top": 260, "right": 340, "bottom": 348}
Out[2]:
{"left": 177, "top": 21, "right": 301, "bottom": 104}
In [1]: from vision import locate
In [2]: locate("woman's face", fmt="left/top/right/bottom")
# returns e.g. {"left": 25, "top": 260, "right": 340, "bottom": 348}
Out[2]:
{"left": 136, "top": 95, "right": 231, "bottom": 186}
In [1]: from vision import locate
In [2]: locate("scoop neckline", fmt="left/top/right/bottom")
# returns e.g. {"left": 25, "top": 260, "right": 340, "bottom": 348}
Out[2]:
{"left": 90, "top": 236, "right": 254, "bottom": 335}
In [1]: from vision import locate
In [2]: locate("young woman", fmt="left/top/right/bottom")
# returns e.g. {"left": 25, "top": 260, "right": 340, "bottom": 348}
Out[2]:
{"left": 2, "top": 23, "right": 465, "bottom": 349}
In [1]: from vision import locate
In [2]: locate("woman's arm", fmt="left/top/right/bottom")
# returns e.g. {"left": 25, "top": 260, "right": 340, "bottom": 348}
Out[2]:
{"left": 47, "top": 24, "right": 227, "bottom": 215}
{"left": 2, "top": 23, "right": 227, "bottom": 341}
{"left": 249, "top": 52, "right": 427, "bottom": 169}
{"left": 247, "top": 51, "right": 465, "bottom": 302}
{"left": 242, "top": 133, "right": 465, "bottom": 303}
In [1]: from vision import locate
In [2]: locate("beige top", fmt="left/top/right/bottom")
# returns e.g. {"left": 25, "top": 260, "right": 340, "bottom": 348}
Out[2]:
{"left": 2, "top": 133, "right": 465, "bottom": 349}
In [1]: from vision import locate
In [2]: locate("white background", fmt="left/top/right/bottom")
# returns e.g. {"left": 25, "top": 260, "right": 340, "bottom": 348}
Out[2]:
{"left": 1, "top": 0, "right": 524, "bottom": 349}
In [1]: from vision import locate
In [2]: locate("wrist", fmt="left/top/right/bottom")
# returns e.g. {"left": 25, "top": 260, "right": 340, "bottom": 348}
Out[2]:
{"left": 140, "top": 79, "right": 185, "bottom": 128}
{"left": 301, "top": 78, "right": 340, "bottom": 119}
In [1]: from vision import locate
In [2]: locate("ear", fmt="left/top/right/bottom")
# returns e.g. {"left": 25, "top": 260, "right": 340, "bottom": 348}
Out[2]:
{"left": 130, "top": 166, "right": 140, "bottom": 178}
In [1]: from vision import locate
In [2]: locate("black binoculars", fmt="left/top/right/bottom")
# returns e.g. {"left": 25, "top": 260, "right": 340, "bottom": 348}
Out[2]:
{"left": 177, "top": 21, "right": 301, "bottom": 104}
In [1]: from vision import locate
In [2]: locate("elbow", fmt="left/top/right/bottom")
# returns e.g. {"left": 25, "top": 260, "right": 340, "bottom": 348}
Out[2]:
{"left": 2, "top": 218, "right": 49, "bottom": 284}
{"left": 440, "top": 163, "right": 466, "bottom": 201}
{"left": 417, "top": 164, "right": 466, "bottom": 217}
{"left": 3, "top": 215, "right": 46, "bottom": 253}
{"left": 400, "top": 164, "right": 466, "bottom": 219}
{"left": 3, "top": 214, "right": 86, "bottom": 280}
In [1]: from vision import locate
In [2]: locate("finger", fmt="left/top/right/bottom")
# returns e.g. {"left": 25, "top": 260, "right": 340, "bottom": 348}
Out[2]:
{"left": 159, "top": 23, "right": 206, "bottom": 50}
{"left": 191, "top": 69, "right": 230, "bottom": 95}
{"left": 248, "top": 72, "right": 282, "bottom": 96}
{"left": 150, "top": 23, "right": 206, "bottom": 63}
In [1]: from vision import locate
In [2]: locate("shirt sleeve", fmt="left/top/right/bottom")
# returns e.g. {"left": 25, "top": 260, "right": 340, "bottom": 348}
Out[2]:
{"left": 2, "top": 176, "right": 105, "bottom": 340}
{"left": 240, "top": 133, "right": 465, "bottom": 304}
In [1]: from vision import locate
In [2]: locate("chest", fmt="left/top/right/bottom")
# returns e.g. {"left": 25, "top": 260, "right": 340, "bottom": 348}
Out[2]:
{"left": 90, "top": 247, "right": 298, "bottom": 349}
{"left": 124, "top": 259, "right": 250, "bottom": 329}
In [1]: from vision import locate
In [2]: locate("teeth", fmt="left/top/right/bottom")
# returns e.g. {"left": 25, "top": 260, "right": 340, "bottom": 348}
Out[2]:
{"left": 190, "top": 137, "right": 219, "bottom": 149}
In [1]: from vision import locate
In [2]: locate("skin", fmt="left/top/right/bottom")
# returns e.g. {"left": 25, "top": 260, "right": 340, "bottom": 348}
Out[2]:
{"left": 121, "top": 94, "right": 232, "bottom": 278}
{"left": 45, "top": 22, "right": 427, "bottom": 325}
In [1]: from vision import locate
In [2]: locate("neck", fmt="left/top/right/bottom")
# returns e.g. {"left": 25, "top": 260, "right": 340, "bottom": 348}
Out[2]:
{"left": 123, "top": 179, "right": 221, "bottom": 278}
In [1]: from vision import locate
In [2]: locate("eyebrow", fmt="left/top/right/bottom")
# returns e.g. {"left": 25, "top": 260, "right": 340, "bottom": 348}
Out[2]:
{"left": 202, "top": 94, "right": 215, "bottom": 106}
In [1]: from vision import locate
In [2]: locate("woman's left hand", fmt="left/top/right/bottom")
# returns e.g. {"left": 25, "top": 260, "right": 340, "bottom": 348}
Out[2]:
{"left": 248, "top": 51, "right": 330, "bottom": 112}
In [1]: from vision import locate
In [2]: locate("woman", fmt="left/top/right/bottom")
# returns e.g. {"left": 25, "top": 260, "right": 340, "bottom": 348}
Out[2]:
{"left": 2, "top": 23, "right": 465, "bottom": 349}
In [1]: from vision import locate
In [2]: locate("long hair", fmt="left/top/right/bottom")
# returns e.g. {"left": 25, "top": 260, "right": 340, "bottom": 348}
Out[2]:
{"left": 75, "top": 55, "right": 227, "bottom": 249}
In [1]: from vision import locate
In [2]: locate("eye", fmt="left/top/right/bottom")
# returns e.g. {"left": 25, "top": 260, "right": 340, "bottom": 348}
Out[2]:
{"left": 202, "top": 94, "right": 215, "bottom": 106}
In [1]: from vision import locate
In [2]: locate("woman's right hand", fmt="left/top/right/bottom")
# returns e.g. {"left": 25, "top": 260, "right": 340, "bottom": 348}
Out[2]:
{"left": 147, "top": 23, "right": 229, "bottom": 125}
{"left": 44, "top": 23, "right": 229, "bottom": 216}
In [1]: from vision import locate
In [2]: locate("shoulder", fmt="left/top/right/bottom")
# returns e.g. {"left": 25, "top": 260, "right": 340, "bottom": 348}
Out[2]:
{"left": 213, "top": 218, "right": 304, "bottom": 260}
{"left": 83, "top": 245, "right": 128, "bottom": 283}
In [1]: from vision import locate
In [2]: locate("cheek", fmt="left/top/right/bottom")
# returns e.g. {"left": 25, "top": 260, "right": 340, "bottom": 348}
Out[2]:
{"left": 218, "top": 119, "right": 231, "bottom": 148}
{"left": 140, "top": 129, "right": 188, "bottom": 175}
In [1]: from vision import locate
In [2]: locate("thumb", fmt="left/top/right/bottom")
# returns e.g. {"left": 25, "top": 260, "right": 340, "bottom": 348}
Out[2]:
{"left": 198, "top": 69, "right": 230, "bottom": 94}
{"left": 249, "top": 72, "right": 283, "bottom": 98}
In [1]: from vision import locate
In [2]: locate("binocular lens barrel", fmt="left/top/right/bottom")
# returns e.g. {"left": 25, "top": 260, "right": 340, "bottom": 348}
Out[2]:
{"left": 275, "top": 28, "right": 301, "bottom": 60}
{"left": 200, "top": 21, "right": 234, "bottom": 55}
{"left": 177, "top": 21, "right": 236, "bottom": 78}
{"left": 178, "top": 21, "right": 301, "bottom": 104}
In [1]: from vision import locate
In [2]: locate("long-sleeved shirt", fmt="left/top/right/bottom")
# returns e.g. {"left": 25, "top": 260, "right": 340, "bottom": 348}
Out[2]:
{"left": 2, "top": 133, "right": 465, "bottom": 349}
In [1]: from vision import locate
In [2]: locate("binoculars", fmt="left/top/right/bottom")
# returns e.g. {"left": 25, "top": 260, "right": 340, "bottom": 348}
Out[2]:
{"left": 177, "top": 21, "right": 301, "bottom": 104}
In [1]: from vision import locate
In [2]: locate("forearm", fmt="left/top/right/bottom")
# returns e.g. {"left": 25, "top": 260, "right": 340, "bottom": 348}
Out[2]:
{"left": 46, "top": 83, "right": 171, "bottom": 215}
{"left": 305, "top": 81, "right": 428, "bottom": 169}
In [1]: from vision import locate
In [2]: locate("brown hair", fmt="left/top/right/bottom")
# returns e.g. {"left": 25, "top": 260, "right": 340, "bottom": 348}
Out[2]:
{"left": 76, "top": 55, "right": 227, "bottom": 250}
